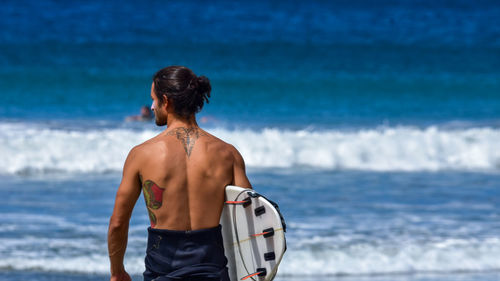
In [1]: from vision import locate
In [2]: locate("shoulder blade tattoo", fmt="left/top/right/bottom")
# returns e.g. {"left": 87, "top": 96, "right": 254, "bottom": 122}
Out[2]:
{"left": 165, "top": 127, "right": 208, "bottom": 157}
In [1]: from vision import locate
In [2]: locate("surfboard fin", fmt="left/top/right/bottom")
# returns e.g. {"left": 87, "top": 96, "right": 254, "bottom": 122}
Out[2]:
{"left": 240, "top": 268, "right": 267, "bottom": 280}
{"left": 263, "top": 227, "right": 274, "bottom": 238}
{"left": 264, "top": 251, "right": 276, "bottom": 261}
{"left": 254, "top": 206, "right": 266, "bottom": 216}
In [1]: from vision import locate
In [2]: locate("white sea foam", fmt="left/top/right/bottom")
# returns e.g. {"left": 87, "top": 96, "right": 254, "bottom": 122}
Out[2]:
{"left": 1, "top": 122, "right": 500, "bottom": 174}
{"left": 278, "top": 237, "right": 500, "bottom": 276}
{"left": 1, "top": 236, "right": 500, "bottom": 276}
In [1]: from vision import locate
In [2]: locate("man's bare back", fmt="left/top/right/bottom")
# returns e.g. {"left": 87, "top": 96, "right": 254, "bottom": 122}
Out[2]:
{"left": 108, "top": 66, "right": 250, "bottom": 281}
{"left": 135, "top": 125, "right": 251, "bottom": 230}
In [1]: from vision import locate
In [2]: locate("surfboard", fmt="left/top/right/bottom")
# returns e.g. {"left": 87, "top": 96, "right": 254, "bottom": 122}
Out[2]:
{"left": 220, "top": 185, "right": 287, "bottom": 281}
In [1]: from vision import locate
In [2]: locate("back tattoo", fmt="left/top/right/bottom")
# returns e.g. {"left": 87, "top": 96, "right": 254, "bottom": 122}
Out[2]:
{"left": 142, "top": 179, "right": 166, "bottom": 227}
{"left": 165, "top": 127, "right": 208, "bottom": 157}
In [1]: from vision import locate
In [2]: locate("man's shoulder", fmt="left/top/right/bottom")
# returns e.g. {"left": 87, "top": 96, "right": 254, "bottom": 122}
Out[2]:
{"left": 128, "top": 134, "right": 161, "bottom": 158}
{"left": 202, "top": 131, "right": 237, "bottom": 153}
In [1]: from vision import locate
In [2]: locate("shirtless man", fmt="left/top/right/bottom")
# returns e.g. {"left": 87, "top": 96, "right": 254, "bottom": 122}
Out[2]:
{"left": 108, "top": 65, "right": 252, "bottom": 281}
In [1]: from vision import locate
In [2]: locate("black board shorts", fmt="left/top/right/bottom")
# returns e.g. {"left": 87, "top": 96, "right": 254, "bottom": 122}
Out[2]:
{"left": 143, "top": 225, "right": 230, "bottom": 281}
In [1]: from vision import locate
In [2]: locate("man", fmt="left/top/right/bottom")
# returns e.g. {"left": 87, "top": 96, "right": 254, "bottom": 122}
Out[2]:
{"left": 108, "top": 65, "right": 252, "bottom": 281}
{"left": 125, "top": 105, "right": 154, "bottom": 122}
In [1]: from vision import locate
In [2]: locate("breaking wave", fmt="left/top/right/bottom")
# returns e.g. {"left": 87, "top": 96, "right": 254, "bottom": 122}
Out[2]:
{"left": 1, "top": 122, "right": 500, "bottom": 175}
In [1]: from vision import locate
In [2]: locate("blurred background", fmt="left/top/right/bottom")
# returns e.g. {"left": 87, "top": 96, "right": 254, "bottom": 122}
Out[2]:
{"left": 0, "top": 1, "right": 499, "bottom": 280}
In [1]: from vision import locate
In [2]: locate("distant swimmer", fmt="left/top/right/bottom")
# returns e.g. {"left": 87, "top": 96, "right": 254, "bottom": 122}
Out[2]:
{"left": 107, "top": 65, "right": 251, "bottom": 281}
{"left": 125, "top": 105, "right": 153, "bottom": 122}
{"left": 200, "top": 115, "right": 218, "bottom": 124}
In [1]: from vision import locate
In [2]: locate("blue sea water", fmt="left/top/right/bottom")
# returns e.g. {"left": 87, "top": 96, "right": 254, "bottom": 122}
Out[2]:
{"left": 1, "top": 0, "right": 500, "bottom": 280}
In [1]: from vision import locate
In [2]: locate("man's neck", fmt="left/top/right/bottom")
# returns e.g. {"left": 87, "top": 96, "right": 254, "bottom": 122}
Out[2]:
{"left": 166, "top": 115, "right": 199, "bottom": 130}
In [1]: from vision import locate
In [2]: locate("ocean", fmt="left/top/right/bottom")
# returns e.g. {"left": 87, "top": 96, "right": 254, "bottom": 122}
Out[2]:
{"left": 1, "top": 0, "right": 500, "bottom": 280}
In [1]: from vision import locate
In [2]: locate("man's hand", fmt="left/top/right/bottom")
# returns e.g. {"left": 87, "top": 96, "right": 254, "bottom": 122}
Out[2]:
{"left": 110, "top": 271, "right": 132, "bottom": 281}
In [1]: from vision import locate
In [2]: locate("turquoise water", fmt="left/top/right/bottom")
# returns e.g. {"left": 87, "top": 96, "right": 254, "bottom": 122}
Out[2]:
{"left": 1, "top": 42, "right": 500, "bottom": 127}
{"left": 1, "top": 0, "right": 500, "bottom": 280}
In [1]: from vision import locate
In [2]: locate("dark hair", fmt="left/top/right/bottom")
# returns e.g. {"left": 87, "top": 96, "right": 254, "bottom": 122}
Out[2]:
{"left": 152, "top": 66, "right": 211, "bottom": 119}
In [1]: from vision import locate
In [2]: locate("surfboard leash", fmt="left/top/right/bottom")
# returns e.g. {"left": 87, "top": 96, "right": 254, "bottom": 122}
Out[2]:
{"left": 225, "top": 196, "right": 252, "bottom": 206}
{"left": 250, "top": 230, "right": 272, "bottom": 237}
{"left": 240, "top": 268, "right": 267, "bottom": 280}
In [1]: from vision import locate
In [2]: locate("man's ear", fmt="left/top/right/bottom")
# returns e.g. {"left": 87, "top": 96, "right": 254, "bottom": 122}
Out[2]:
{"left": 161, "top": 94, "right": 169, "bottom": 109}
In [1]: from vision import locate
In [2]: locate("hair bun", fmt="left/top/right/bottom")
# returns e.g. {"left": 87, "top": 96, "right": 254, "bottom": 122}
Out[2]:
{"left": 152, "top": 66, "right": 211, "bottom": 118}
{"left": 196, "top": 75, "right": 211, "bottom": 103}
{"left": 187, "top": 76, "right": 198, "bottom": 89}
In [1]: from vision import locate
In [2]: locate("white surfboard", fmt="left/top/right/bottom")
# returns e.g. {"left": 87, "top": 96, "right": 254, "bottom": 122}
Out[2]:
{"left": 220, "top": 185, "right": 287, "bottom": 281}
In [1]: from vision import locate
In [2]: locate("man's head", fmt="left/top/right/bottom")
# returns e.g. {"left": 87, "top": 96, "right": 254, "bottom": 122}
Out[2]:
{"left": 140, "top": 106, "right": 152, "bottom": 118}
{"left": 150, "top": 66, "right": 211, "bottom": 126}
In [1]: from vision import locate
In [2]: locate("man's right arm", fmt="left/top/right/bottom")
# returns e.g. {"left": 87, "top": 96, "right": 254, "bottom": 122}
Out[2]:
{"left": 231, "top": 146, "right": 252, "bottom": 189}
{"left": 108, "top": 146, "right": 142, "bottom": 281}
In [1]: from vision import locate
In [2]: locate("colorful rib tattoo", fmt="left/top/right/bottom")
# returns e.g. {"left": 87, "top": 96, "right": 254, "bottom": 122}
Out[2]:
{"left": 142, "top": 179, "right": 166, "bottom": 227}
{"left": 165, "top": 127, "right": 208, "bottom": 157}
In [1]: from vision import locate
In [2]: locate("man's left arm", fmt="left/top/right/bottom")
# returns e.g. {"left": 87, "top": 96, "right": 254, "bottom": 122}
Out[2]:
{"left": 108, "top": 146, "right": 142, "bottom": 281}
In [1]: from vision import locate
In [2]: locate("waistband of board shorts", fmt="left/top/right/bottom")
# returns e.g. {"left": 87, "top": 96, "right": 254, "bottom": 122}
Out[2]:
{"left": 147, "top": 224, "right": 222, "bottom": 237}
